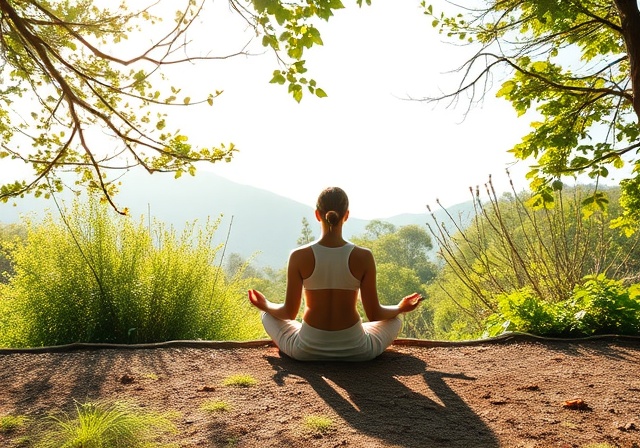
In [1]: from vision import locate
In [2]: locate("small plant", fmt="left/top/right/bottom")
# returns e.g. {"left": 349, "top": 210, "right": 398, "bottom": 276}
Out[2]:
{"left": 222, "top": 374, "right": 258, "bottom": 388}
{"left": 0, "top": 414, "right": 29, "bottom": 433}
{"left": 35, "top": 400, "right": 177, "bottom": 448}
{"left": 200, "top": 400, "right": 231, "bottom": 413}
{"left": 302, "top": 415, "right": 334, "bottom": 435}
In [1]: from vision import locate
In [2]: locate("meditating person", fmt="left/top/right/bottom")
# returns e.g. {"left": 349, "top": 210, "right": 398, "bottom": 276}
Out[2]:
{"left": 248, "top": 186, "right": 423, "bottom": 361}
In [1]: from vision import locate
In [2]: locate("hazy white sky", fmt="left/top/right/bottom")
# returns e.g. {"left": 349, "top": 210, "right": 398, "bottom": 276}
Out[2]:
{"left": 1, "top": 1, "right": 542, "bottom": 220}
{"left": 172, "top": 0, "right": 537, "bottom": 219}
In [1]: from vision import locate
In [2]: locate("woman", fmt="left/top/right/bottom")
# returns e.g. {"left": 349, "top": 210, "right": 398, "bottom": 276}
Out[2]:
{"left": 248, "top": 187, "right": 423, "bottom": 361}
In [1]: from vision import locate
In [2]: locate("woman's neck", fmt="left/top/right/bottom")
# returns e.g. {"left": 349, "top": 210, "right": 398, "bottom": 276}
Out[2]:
{"left": 318, "top": 225, "right": 345, "bottom": 247}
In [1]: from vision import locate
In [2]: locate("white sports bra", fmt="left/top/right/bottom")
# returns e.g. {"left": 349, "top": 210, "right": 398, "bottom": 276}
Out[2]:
{"left": 302, "top": 242, "right": 361, "bottom": 291}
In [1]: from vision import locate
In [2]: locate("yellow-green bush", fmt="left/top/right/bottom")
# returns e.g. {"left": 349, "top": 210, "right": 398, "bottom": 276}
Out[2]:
{"left": 0, "top": 200, "right": 262, "bottom": 347}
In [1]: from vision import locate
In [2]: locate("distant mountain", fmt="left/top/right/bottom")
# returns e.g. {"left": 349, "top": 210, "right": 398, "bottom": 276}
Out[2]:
{"left": 0, "top": 171, "right": 475, "bottom": 268}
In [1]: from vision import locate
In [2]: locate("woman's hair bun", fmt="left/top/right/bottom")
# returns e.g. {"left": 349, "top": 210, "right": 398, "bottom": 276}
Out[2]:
{"left": 325, "top": 210, "right": 340, "bottom": 227}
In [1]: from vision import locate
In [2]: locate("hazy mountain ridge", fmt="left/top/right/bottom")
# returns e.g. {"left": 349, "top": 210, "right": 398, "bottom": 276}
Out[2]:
{"left": 0, "top": 171, "right": 475, "bottom": 268}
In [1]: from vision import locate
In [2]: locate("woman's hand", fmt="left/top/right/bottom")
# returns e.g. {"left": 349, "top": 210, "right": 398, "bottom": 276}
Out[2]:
{"left": 248, "top": 289, "right": 269, "bottom": 312}
{"left": 397, "top": 293, "right": 424, "bottom": 314}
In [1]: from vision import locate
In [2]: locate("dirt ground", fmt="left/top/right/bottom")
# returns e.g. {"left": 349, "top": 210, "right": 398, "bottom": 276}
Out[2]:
{"left": 0, "top": 335, "right": 639, "bottom": 448}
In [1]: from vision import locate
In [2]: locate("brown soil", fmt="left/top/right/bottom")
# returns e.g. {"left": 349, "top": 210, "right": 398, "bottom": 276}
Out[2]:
{"left": 1, "top": 336, "right": 639, "bottom": 448}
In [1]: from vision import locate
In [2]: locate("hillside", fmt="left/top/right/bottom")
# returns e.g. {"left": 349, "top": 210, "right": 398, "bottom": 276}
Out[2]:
{"left": 0, "top": 170, "right": 475, "bottom": 268}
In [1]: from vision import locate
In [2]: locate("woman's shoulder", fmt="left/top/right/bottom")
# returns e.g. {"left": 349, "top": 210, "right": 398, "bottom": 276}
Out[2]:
{"left": 289, "top": 243, "right": 314, "bottom": 260}
{"left": 350, "top": 244, "right": 374, "bottom": 260}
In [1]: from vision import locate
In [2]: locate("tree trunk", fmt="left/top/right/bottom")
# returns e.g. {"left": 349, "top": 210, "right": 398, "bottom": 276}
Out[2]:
{"left": 614, "top": 0, "right": 640, "bottom": 121}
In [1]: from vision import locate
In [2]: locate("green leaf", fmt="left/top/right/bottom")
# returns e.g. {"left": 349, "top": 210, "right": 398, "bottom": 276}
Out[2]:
{"left": 315, "top": 88, "right": 327, "bottom": 98}
{"left": 253, "top": 0, "right": 270, "bottom": 13}
{"left": 496, "top": 81, "right": 515, "bottom": 98}
{"left": 269, "top": 71, "right": 286, "bottom": 85}
{"left": 531, "top": 61, "right": 547, "bottom": 72}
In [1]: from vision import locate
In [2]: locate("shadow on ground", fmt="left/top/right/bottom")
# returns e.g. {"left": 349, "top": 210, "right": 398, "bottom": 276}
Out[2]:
{"left": 267, "top": 351, "right": 499, "bottom": 448}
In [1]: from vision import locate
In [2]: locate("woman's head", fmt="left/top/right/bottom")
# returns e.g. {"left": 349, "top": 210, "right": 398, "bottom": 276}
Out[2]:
{"left": 316, "top": 187, "right": 349, "bottom": 229}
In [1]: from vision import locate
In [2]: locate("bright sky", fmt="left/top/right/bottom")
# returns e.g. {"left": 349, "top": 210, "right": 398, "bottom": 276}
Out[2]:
{"left": 170, "top": 0, "right": 539, "bottom": 219}
{"left": 1, "top": 1, "right": 541, "bottom": 220}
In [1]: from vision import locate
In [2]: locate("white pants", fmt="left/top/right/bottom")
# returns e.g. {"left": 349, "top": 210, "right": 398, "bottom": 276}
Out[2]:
{"left": 261, "top": 313, "right": 402, "bottom": 361}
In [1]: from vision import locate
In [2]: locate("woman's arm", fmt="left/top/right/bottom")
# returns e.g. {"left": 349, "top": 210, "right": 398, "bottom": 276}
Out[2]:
{"left": 358, "top": 248, "right": 422, "bottom": 321}
{"left": 248, "top": 249, "right": 304, "bottom": 320}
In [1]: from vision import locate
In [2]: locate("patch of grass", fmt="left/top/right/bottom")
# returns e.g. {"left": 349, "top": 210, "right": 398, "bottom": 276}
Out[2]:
{"left": 560, "top": 420, "right": 578, "bottom": 429}
{"left": 35, "top": 400, "right": 177, "bottom": 448}
{"left": 302, "top": 415, "right": 334, "bottom": 435}
{"left": 222, "top": 374, "right": 258, "bottom": 388}
{"left": 200, "top": 400, "right": 231, "bottom": 413}
{"left": 13, "top": 435, "right": 32, "bottom": 447}
{"left": 143, "top": 372, "right": 159, "bottom": 381}
{"left": 0, "top": 414, "right": 29, "bottom": 433}
{"left": 225, "top": 436, "right": 240, "bottom": 447}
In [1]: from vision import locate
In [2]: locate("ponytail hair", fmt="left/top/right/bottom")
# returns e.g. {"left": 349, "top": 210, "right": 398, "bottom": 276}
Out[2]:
{"left": 316, "top": 187, "right": 349, "bottom": 229}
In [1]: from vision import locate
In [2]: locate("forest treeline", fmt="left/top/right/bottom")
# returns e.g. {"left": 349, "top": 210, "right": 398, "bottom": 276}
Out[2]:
{"left": 1, "top": 182, "right": 639, "bottom": 348}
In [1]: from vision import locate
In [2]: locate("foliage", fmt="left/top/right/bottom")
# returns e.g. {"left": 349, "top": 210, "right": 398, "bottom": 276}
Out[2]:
{"left": 222, "top": 374, "right": 258, "bottom": 387}
{"left": 0, "top": 1, "right": 239, "bottom": 212}
{"left": 0, "top": 0, "right": 375, "bottom": 209}
{"left": 485, "top": 275, "right": 640, "bottom": 337}
{"left": 296, "top": 217, "right": 316, "bottom": 246}
{"left": 243, "top": 0, "right": 374, "bottom": 102}
{"left": 352, "top": 221, "right": 437, "bottom": 284}
{"left": 0, "top": 198, "right": 263, "bottom": 347}
{"left": 423, "top": 0, "right": 640, "bottom": 231}
{"left": 35, "top": 400, "right": 177, "bottom": 448}
{"left": 349, "top": 220, "right": 437, "bottom": 337}
{"left": 420, "top": 274, "right": 486, "bottom": 341}
{"left": 400, "top": 286, "right": 436, "bottom": 340}
{"left": 375, "top": 263, "right": 422, "bottom": 306}
{"left": 425, "top": 178, "right": 640, "bottom": 340}
{"left": 0, "top": 222, "right": 26, "bottom": 283}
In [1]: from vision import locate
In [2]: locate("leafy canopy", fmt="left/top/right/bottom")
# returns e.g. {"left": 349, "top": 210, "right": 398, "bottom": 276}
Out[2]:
{"left": 423, "top": 0, "right": 640, "bottom": 232}
{"left": 0, "top": 0, "right": 242, "bottom": 212}
{"left": 0, "top": 0, "right": 368, "bottom": 211}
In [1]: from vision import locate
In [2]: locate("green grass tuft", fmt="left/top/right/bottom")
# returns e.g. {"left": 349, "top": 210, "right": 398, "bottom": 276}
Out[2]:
{"left": 35, "top": 400, "right": 177, "bottom": 448}
{"left": 302, "top": 415, "right": 334, "bottom": 434}
{"left": 0, "top": 414, "right": 29, "bottom": 433}
{"left": 200, "top": 400, "right": 231, "bottom": 413}
{"left": 222, "top": 374, "right": 258, "bottom": 388}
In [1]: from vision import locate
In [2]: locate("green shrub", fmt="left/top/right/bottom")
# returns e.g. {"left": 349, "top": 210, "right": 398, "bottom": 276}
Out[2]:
{"left": 484, "top": 288, "right": 561, "bottom": 337}
{"left": 569, "top": 275, "right": 640, "bottom": 335}
{"left": 484, "top": 276, "right": 640, "bottom": 337}
{"left": 1, "top": 199, "right": 262, "bottom": 347}
{"left": 427, "top": 181, "right": 640, "bottom": 340}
